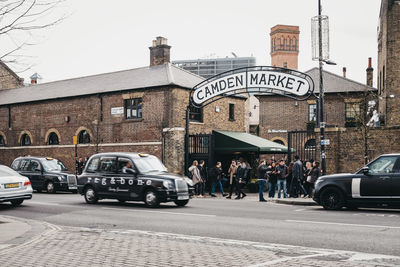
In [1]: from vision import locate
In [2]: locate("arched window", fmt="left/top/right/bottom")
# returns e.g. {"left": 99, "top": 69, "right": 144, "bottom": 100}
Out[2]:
{"left": 47, "top": 132, "right": 59, "bottom": 145}
{"left": 305, "top": 139, "right": 316, "bottom": 150}
{"left": 20, "top": 134, "right": 31, "bottom": 146}
{"left": 0, "top": 135, "right": 5, "bottom": 146}
{"left": 273, "top": 139, "right": 285, "bottom": 146}
{"left": 78, "top": 130, "right": 90, "bottom": 144}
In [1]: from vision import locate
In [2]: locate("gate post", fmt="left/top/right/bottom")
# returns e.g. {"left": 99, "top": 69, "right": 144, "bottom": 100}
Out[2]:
{"left": 185, "top": 106, "right": 190, "bottom": 176}
{"left": 287, "top": 132, "right": 292, "bottom": 163}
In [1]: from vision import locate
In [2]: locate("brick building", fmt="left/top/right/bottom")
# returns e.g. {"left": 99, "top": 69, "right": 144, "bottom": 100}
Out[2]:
{"left": 0, "top": 37, "right": 246, "bottom": 174}
{"left": 270, "top": 25, "right": 299, "bottom": 70}
{"left": 0, "top": 61, "right": 24, "bottom": 90}
{"left": 378, "top": 0, "right": 400, "bottom": 126}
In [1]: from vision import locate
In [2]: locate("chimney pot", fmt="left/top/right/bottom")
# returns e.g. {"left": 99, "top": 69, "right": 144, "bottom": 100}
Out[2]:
{"left": 366, "top": 57, "right": 374, "bottom": 87}
{"left": 149, "top": 36, "right": 171, "bottom": 66}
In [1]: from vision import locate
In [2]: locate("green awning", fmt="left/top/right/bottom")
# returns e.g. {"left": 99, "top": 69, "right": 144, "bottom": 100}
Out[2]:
{"left": 213, "top": 130, "right": 294, "bottom": 154}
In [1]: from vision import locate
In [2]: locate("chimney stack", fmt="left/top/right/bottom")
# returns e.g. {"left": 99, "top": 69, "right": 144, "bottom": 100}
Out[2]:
{"left": 366, "top": 57, "right": 374, "bottom": 87}
{"left": 149, "top": 37, "right": 171, "bottom": 66}
{"left": 342, "top": 67, "right": 346, "bottom": 78}
{"left": 30, "top": 73, "right": 41, "bottom": 85}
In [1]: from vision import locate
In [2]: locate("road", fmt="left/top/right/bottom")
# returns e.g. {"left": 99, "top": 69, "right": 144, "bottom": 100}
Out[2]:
{"left": 1, "top": 193, "right": 399, "bottom": 257}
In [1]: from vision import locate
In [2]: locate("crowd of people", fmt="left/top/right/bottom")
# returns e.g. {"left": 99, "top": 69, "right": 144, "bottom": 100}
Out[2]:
{"left": 188, "top": 155, "right": 321, "bottom": 202}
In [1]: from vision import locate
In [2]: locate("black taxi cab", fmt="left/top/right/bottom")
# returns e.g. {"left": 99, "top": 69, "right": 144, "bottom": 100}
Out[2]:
{"left": 11, "top": 156, "right": 77, "bottom": 193}
{"left": 313, "top": 153, "right": 400, "bottom": 210}
{"left": 77, "top": 152, "right": 191, "bottom": 207}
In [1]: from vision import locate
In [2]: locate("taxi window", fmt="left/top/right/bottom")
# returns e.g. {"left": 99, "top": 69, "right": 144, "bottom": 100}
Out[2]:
{"left": 86, "top": 158, "right": 100, "bottom": 172}
{"left": 117, "top": 158, "right": 136, "bottom": 174}
{"left": 19, "top": 159, "right": 31, "bottom": 171}
{"left": 98, "top": 157, "right": 117, "bottom": 173}
{"left": 368, "top": 156, "right": 398, "bottom": 174}
{"left": 28, "top": 161, "right": 41, "bottom": 172}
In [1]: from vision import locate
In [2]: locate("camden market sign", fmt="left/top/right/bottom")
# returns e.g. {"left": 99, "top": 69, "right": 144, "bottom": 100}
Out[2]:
{"left": 190, "top": 66, "right": 314, "bottom": 107}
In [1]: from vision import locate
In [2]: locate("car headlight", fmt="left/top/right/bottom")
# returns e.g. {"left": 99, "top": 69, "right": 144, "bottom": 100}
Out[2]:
{"left": 184, "top": 177, "right": 194, "bottom": 187}
{"left": 57, "top": 176, "right": 67, "bottom": 182}
{"left": 163, "top": 180, "right": 174, "bottom": 189}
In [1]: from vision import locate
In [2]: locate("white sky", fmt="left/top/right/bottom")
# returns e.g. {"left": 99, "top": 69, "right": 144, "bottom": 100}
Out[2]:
{"left": 13, "top": 0, "right": 381, "bottom": 86}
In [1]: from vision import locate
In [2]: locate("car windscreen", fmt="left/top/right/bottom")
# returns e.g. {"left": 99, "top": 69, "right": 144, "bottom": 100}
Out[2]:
{"left": 134, "top": 155, "right": 167, "bottom": 173}
{"left": 0, "top": 165, "right": 21, "bottom": 177}
{"left": 41, "top": 159, "right": 68, "bottom": 172}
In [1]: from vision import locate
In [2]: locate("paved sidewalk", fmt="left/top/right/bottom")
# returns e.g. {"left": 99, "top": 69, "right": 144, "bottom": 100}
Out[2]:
{"left": 197, "top": 193, "right": 317, "bottom": 206}
{"left": 0, "top": 216, "right": 399, "bottom": 267}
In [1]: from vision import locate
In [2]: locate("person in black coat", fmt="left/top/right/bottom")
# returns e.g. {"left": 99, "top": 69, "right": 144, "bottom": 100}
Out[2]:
{"left": 209, "top": 162, "right": 227, "bottom": 197}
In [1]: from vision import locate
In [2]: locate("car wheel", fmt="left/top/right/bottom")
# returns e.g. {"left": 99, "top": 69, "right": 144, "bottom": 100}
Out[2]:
{"left": 46, "top": 181, "right": 56, "bottom": 194}
{"left": 174, "top": 200, "right": 189, "bottom": 207}
{"left": 320, "top": 187, "right": 344, "bottom": 210}
{"left": 84, "top": 187, "right": 98, "bottom": 204}
{"left": 144, "top": 190, "right": 159, "bottom": 208}
{"left": 10, "top": 199, "right": 24, "bottom": 206}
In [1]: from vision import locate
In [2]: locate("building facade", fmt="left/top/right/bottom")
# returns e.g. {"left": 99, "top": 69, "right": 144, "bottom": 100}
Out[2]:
{"left": 378, "top": 0, "right": 400, "bottom": 126}
{"left": 0, "top": 38, "right": 246, "bottom": 174}
{"left": 270, "top": 25, "right": 299, "bottom": 70}
{"left": 172, "top": 57, "right": 256, "bottom": 79}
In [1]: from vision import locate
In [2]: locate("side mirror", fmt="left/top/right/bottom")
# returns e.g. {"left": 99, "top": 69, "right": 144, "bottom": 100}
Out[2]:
{"left": 361, "top": 166, "right": 370, "bottom": 175}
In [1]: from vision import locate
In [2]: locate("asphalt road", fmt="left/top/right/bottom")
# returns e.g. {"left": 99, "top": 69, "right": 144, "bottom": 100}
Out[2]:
{"left": 1, "top": 192, "right": 399, "bottom": 256}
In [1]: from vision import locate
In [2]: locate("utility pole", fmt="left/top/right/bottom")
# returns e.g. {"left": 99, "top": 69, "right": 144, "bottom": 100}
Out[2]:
{"left": 318, "top": 0, "right": 326, "bottom": 175}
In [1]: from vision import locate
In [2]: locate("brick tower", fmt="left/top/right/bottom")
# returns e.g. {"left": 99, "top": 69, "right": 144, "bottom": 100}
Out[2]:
{"left": 378, "top": 0, "right": 400, "bottom": 125}
{"left": 270, "top": 25, "right": 300, "bottom": 70}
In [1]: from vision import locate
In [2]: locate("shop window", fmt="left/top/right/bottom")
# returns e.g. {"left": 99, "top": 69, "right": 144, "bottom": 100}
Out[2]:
{"left": 229, "top": 104, "right": 235, "bottom": 121}
{"left": 189, "top": 106, "right": 203, "bottom": 122}
{"left": 47, "top": 132, "right": 59, "bottom": 145}
{"left": 125, "top": 98, "right": 142, "bottom": 120}
{"left": 0, "top": 135, "right": 5, "bottom": 146}
{"left": 305, "top": 139, "right": 316, "bottom": 150}
{"left": 345, "top": 103, "right": 361, "bottom": 127}
{"left": 78, "top": 130, "right": 90, "bottom": 144}
{"left": 20, "top": 133, "right": 31, "bottom": 146}
{"left": 309, "top": 104, "right": 317, "bottom": 121}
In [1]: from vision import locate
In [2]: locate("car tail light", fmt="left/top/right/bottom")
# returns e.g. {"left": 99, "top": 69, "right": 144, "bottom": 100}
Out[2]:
{"left": 24, "top": 181, "right": 31, "bottom": 186}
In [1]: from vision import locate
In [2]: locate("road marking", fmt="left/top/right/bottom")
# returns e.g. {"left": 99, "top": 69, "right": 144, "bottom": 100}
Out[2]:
{"left": 28, "top": 201, "right": 61, "bottom": 206}
{"left": 246, "top": 251, "right": 339, "bottom": 266}
{"left": 102, "top": 207, "right": 217, "bottom": 217}
{"left": 294, "top": 208, "right": 305, "bottom": 212}
{"left": 286, "top": 219, "right": 400, "bottom": 229}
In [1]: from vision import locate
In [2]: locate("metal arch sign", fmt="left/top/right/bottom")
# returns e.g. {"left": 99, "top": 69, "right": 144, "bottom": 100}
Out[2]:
{"left": 190, "top": 66, "right": 314, "bottom": 107}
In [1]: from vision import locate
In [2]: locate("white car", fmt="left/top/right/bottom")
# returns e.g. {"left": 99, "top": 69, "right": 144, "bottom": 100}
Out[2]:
{"left": 0, "top": 165, "right": 33, "bottom": 206}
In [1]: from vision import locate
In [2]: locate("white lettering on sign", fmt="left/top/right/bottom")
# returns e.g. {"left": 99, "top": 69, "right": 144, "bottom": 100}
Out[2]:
{"left": 137, "top": 180, "right": 143, "bottom": 186}
{"left": 146, "top": 180, "right": 152, "bottom": 185}
{"left": 193, "top": 70, "right": 310, "bottom": 105}
{"left": 111, "top": 107, "right": 124, "bottom": 115}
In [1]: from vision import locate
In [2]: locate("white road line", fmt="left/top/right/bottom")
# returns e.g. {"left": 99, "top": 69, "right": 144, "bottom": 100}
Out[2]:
{"left": 286, "top": 219, "right": 400, "bottom": 229}
{"left": 246, "top": 252, "right": 339, "bottom": 266}
{"left": 102, "top": 207, "right": 217, "bottom": 217}
{"left": 28, "top": 201, "right": 61, "bottom": 206}
{"left": 294, "top": 208, "right": 305, "bottom": 212}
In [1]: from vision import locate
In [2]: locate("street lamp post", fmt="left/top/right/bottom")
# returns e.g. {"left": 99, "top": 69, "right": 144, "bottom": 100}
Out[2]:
{"left": 318, "top": 0, "right": 326, "bottom": 175}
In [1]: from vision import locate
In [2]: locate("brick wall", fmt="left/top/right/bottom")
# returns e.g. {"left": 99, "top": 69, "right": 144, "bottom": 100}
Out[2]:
{"left": 0, "top": 62, "right": 23, "bottom": 90}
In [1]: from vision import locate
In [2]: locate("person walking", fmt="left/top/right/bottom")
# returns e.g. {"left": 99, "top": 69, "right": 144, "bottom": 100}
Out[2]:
{"left": 226, "top": 160, "right": 238, "bottom": 199}
{"left": 290, "top": 155, "right": 307, "bottom": 198}
{"left": 303, "top": 161, "right": 312, "bottom": 196}
{"left": 235, "top": 161, "right": 247, "bottom": 199}
{"left": 267, "top": 161, "right": 278, "bottom": 198}
{"left": 276, "top": 160, "right": 288, "bottom": 198}
{"left": 308, "top": 161, "right": 321, "bottom": 197}
{"left": 209, "top": 162, "right": 228, "bottom": 197}
{"left": 197, "top": 160, "right": 206, "bottom": 198}
{"left": 257, "top": 160, "right": 268, "bottom": 202}
{"left": 189, "top": 160, "right": 202, "bottom": 197}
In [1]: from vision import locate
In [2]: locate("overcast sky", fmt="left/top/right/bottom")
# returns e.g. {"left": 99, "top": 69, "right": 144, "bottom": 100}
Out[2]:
{"left": 14, "top": 0, "right": 381, "bottom": 87}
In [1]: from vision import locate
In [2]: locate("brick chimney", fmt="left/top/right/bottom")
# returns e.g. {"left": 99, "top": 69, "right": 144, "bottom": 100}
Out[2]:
{"left": 342, "top": 67, "right": 346, "bottom": 78}
{"left": 366, "top": 57, "right": 374, "bottom": 87}
{"left": 149, "top": 37, "right": 171, "bottom": 66}
{"left": 30, "top": 73, "right": 41, "bottom": 84}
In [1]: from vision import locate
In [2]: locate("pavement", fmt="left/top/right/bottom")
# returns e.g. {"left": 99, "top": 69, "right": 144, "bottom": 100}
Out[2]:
{"left": 1, "top": 194, "right": 400, "bottom": 266}
{"left": 1, "top": 215, "right": 400, "bottom": 267}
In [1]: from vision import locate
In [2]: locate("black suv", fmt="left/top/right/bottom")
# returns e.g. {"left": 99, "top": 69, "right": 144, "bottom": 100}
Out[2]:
{"left": 313, "top": 153, "right": 400, "bottom": 210}
{"left": 77, "top": 152, "right": 192, "bottom": 207}
{"left": 11, "top": 157, "right": 77, "bottom": 193}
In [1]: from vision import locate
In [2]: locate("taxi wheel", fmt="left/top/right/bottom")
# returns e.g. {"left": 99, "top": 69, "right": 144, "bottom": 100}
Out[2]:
{"left": 144, "top": 190, "right": 159, "bottom": 208}
{"left": 320, "top": 187, "right": 344, "bottom": 210}
{"left": 46, "top": 182, "right": 56, "bottom": 194}
{"left": 174, "top": 200, "right": 189, "bottom": 207}
{"left": 84, "top": 187, "right": 98, "bottom": 204}
{"left": 10, "top": 199, "right": 24, "bottom": 206}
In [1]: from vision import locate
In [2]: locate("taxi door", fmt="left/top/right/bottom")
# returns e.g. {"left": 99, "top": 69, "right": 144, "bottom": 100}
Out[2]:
{"left": 95, "top": 156, "right": 117, "bottom": 197}
{"left": 360, "top": 155, "right": 399, "bottom": 197}
{"left": 116, "top": 157, "right": 139, "bottom": 200}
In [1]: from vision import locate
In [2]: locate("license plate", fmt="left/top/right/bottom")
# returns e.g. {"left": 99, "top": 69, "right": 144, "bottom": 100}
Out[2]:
{"left": 178, "top": 195, "right": 189, "bottom": 200}
{"left": 68, "top": 186, "right": 77, "bottom": 190}
{"left": 5, "top": 183, "right": 20, "bottom": 189}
